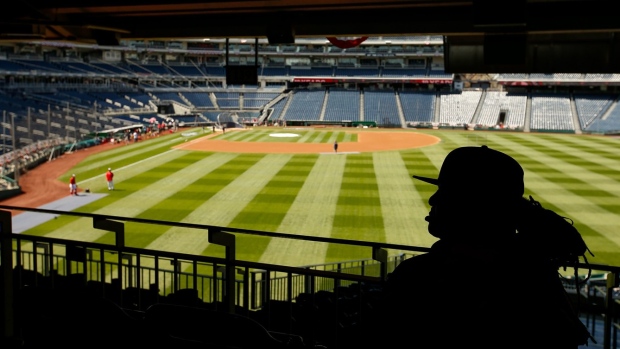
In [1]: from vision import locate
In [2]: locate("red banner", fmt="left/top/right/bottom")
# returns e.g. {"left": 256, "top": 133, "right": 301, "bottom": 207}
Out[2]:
{"left": 326, "top": 36, "right": 369, "bottom": 49}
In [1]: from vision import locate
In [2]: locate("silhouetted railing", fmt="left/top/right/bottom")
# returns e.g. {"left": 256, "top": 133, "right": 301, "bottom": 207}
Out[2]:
{"left": 1, "top": 206, "right": 619, "bottom": 349}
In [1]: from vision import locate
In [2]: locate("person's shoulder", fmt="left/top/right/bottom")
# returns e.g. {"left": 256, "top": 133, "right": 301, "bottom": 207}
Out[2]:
{"left": 386, "top": 253, "right": 439, "bottom": 282}
{"left": 394, "top": 252, "right": 437, "bottom": 269}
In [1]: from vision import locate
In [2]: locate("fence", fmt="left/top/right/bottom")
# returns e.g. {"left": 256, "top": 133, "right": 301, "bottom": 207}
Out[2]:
{"left": 1, "top": 206, "right": 618, "bottom": 348}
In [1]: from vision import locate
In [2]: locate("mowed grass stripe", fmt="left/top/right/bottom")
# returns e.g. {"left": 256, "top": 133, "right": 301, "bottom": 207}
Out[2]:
{"left": 227, "top": 154, "right": 306, "bottom": 233}
{"left": 33, "top": 152, "right": 217, "bottom": 243}
{"left": 260, "top": 154, "right": 345, "bottom": 267}
{"left": 64, "top": 131, "right": 192, "bottom": 182}
{"left": 487, "top": 135, "right": 620, "bottom": 257}
{"left": 299, "top": 130, "right": 322, "bottom": 143}
{"left": 85, "top": 148, "right": 192, "bottom": 193}
{"left": 321, "top": 131, "right": 337, "bottom": 144}
{"left": 95, "top": 152, "right": 239, "bottom": 248}
{"left": 141, "top": 154, "right": 268, "bottom": 254}
{"left": 523, "top": 170, "right": 620, "bottom": 258}
{"left": 240, "top": 130, "right": 270, "bottom": 142}
{"left": 21, "top": 149, "right": 192, "bottom": 240}
{"left": 485, "top": 134, "right": 620, "bottom": 266}
{"left": 223, "top": 130, "right": 252, "bottom": 141}
{"left": 230, "top": 155, "right": 324, "bottom": 266}
{"left": 118, "top": 153, "right": 265, "bottom": 287}
{"left": 400, "top": 149, "right": 436, "bottom": 232}
{"left": 543, "top": 133, "right": 620, "bottom": 157}
{"left": 374, "top": 151, "right": 433, "bottom": 247}
{"left": 433, "top": 130, "right": 489, "bottom": 149}
{"left": 225, "top": 154, "right": 322, "bottom": 262}
{"left": 517, "top": 134, "right": 620, "bottom": 193}
{"left": 556, "top": 135, "right": 620, "bottom": 172}
{"left": 326, "top": 154, "right": 383, "bottom": 263}
{"left": 165, "top": 154, "right": 287, "bottom": 260}
{"left": 44, "top": 128, "right": 620, "bottom": 267}
{"left": 499, "top": 133, "right": 620, "bottom": 200}
{"left": 304, "top": 130, "right": 325, "bottom": 143}
{"left": 77, "top": 131, "right": 185, "bottom": 169}
{"left": 567, "top": 134, "right": 620, "bottom": 156}
{"left": 94, "top": 153, "right": 243, "bottom": 286}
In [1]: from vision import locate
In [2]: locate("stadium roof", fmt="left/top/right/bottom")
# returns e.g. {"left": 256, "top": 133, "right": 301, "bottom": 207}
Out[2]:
{"left": 2, "top": 1, "right": 620, "bottom": 73}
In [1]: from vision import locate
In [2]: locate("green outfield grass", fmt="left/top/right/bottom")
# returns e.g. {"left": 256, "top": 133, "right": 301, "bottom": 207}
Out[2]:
{"left": 22, "top": 128, "right": 620, "bottom": 269}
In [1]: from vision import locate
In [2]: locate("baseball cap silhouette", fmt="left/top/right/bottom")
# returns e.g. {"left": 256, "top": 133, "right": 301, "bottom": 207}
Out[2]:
{"left": 412, "top": 145, "right": 524, "bottom": 200}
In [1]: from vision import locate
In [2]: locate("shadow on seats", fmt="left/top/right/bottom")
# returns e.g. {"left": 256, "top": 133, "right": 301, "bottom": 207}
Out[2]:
{"left": 16, "top": 286, "right": 151, "bottom": 348}
{"left": 143, "top": 302, "right": 320, "bottom": 348}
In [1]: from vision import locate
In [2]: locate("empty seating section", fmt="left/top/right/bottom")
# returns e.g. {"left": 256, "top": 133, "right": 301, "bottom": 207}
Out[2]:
{"left": 201, "top": 111, "right": 221, "bottom": 122}
{"left": 90, "top": 61, "right": 135, "bottom": 75}
{"left": 587, "top": 103, "right": 620, "bottom": 133}
{"left": 528, "top": 73, "right": 557, "bottom": 80}
{"left": 283, "top": 89, "right": 325, "bottom": 121}
{"left": 400, "top": 91, "right": 435, "bottom": 123}
{"left": 58, "top": 91, "right": 102, "bottom": 108}
{"left": 243, "top": 92, "right": 279, "bottom": 109}
{"left": 335, "top": 68, "right": 379, "bottom": 77}
{"left": 182, "top": 92, "right": 215, "bottom": 108}
{"left": 31, "top": 92, "right": 87, "bottom": 110}
{"left": 123, "top": 61, "right": 149, "bottom": 74}
{"left": 151, "top": 92, "right": 188, "bottom": 106}
{"left": 323, "top": 89, "right": 361, "bottom": 122}
{"left": 530, "top": 94, "right": 574, "bottom": 131}
{"left": 266, "top": 96, "right": 289, "bottom": 122}
{"left": 138, "top": 63, "right": 171, "bottom": 76}
{"left": 261, "top": 66, "right": 288, "bottom": 76}
{"left": 477, "top": 91, "right": 527, "bottom": 128}
{"left": 438, "top": 90, "right": 482, "bottom": 125}
{"left": 12, "top": 59, "right": 64, "bottom": 73}
{"left": 363, "top": 89, "right": 400, "bottom": 126}
{"left": 112, "top": 114, "right": 144, "bottom": 125}
{"left": 124, "top": 92, "right": 156, "bottom": 108}
{"left": 213, "top": 92, "right": 240, "bottom": 109}
{"left": 205, "top": 66, "right": 225, "bottom": 77}
{"left": 0, "top": 92, "right": 139, "bottom": 143}
{"left": 0, "top": 60, "right": 31, "bottom": 72}
{"left": 4, "top": 48, "right": 620, "bottom": 152}
{"left": 91, "top": 92, "right": 142, "bottom": 109}
{"left": 427, "top": 69, "right": 452, "bottom": 78}
{"left": 54, "top": 61, "right": 103, "bottom": 74}
{"left": 166, "top": 64, "right": 206, "bottom": 77}
{"left": 382, "top": 68, "right": 427, "bottom": 78}
{"left": 574, "top": 94, "right": 615, "bottom": 129}
{"left": 584, "top": 73, "right": 620, "bottom": 82}
{"left": 290, "top": 67, "right": 333, "bottom": 77}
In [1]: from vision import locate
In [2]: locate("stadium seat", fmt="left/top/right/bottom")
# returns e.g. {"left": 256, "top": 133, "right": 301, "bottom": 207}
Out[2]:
{"left": 143, "top": 302, "right": 319, "bottom": 348}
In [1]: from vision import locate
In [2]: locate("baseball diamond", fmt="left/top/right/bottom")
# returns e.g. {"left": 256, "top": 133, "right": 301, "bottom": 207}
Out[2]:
{"left": 4, "top": 127, "right": 620, "bottom": 269}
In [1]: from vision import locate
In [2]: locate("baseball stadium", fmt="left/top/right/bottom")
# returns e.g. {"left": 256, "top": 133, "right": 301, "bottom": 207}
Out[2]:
{"left": 1, "top": 2, "right": 620, "bottom": 349}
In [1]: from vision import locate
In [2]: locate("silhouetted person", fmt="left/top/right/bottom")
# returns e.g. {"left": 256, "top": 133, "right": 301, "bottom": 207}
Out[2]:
{"left": 375, "top": 145, "right": 591, "bottom": 349}
{"left": 334, "top": 140, "right": 338, "bottom": 153}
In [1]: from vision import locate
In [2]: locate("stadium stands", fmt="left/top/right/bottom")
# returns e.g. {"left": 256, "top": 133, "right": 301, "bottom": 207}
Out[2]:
{"left": 1, "top": 35, "right": 620, "bottom": 349}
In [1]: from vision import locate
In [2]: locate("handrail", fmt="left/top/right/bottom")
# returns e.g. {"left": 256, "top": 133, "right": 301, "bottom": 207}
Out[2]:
{"left": 0, "top": 205, "right": 431, "bottom": 253}
{"left": 1, "top": 205, "right": 618, "bottom": 348}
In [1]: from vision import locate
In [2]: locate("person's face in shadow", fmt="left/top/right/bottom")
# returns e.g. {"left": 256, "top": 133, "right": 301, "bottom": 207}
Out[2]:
{"left": 425, "top": 186, "right": 487, "bottom": 239}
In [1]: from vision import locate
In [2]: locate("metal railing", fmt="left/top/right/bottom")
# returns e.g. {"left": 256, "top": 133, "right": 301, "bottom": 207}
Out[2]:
{"left": 1, "top": 205, "right": 619, "bottom": 348}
